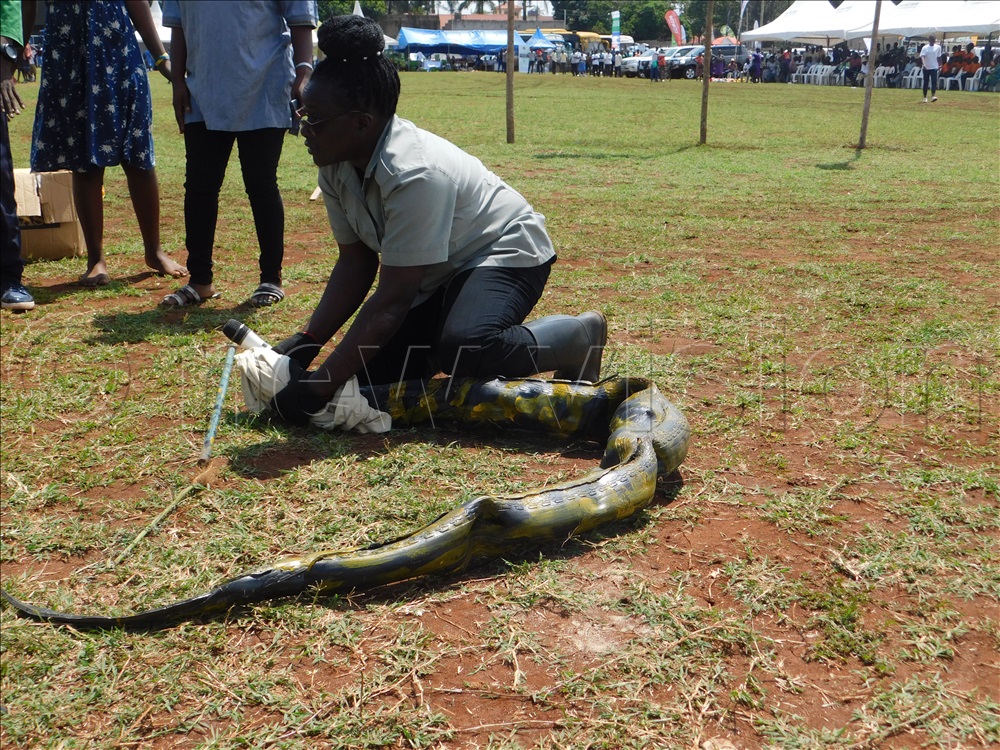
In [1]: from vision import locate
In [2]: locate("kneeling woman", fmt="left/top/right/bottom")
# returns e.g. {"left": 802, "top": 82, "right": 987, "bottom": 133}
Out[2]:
{"left": 272, "top": 16, "right": 605, "bottom": 423}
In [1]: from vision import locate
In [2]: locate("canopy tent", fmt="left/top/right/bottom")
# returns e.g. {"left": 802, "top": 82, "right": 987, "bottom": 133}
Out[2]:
{"left": 802, "top": 0, "right": 885, "bottom": 43}
{"left": 713, "top": 36, "right": 739, "bottom": 45}
{"left": 744, "top": 1, "right": 1000, "bottom": 46}
{"left": 527, "top": 28, "right": 556, "bottom": 50}
{"left": 396, "top": 27, "right": 527, "bottom": 55}
{"left": 851, "top": 0, "right": 1000, "bottom": 38}
{"left": 741, "top": 0, "right": 843, "bottom": 44}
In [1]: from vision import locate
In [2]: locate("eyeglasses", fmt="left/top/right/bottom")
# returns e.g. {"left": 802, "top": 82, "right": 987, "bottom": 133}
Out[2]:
{"left": 295, "top": 108, "right": 362, "bottom": 135}
{"left": 295, "top": 107, "right": 336, "bottom": 134}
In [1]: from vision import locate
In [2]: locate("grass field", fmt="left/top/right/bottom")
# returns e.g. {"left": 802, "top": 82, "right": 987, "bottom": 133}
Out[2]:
{"left": 1, "top": 72, "right": 998, "bottom": 749}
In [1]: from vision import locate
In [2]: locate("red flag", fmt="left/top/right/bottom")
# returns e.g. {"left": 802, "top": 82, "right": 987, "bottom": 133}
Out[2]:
{"left": 664, "top": 10, "right": 683, "bottom": 47}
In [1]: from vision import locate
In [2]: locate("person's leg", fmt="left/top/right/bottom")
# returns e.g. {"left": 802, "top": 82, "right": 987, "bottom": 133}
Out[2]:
{"left": 0, "top": 112, "right": 30, "bottom": 307}
{"left": 235, "top": 128, "right": 285, "bottom": 289}
{"left": 930, "top": 68, "right": 938, "bottom": 98}
{"left": 357, "top": 293, "right": 444, "bottom": 386}
{"left": 72, "top": 167, "right": 109, "bottom": 285}
{"left": 435, "top": 262, "right": 552, "bottom": 379}
{"left": 121, "top": 162, "right": 187, "bottom": 278}
{"left": 178, "top": 122, "right": 235, "bottom": 296}
{"left": 923, "top": 69, "right": 930, "bottom": 97}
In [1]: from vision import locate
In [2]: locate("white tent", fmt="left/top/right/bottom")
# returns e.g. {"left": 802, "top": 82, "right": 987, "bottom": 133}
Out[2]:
{"left": 804, "top": 1, "right": 884, "bottom": 43}
{"left": 741, "top": 1, "right": 842, "bottom": 44}
{"left": 857, "top": 0, "right": 1000, "bottom": 38}
{"left": 746, "top": 1, "right": 1000, "bottom": 45}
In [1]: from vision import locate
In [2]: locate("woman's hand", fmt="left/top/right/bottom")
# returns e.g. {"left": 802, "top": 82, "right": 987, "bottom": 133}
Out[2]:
{"left": 269, "top": 362, "right": 330, "bottom": 425}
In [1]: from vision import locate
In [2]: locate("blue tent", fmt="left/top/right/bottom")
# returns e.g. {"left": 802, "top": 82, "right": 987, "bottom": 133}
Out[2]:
{"left": 527, "top": 28, "right": 556, "bottom": 50}
{"left": 463, "top": 30, "right": 528, "bottom": 53}
{"left": 396, "top": 27, "right": 450, "bottom": 54}
{"left": 396, "top": 27, "right": 527, "bottom": 55}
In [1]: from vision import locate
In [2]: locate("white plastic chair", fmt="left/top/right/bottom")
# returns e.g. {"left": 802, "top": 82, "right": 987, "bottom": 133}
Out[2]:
{"left": 790, "top": 63, "right": 806, "bottom": 83}
{"left": 903, "top": 68, "right": 922, "bottom": 89}
{"left": 964, "top": 67, "right": 984, "bottom": 91}
{"left": 940, "top": 71, "right": 964, "bottom": 91}
{"left": 808, "top": 64, "right": 829, "bottom": 85}
{"left": 872, "top": 66, "right": 890, "bottom": 88}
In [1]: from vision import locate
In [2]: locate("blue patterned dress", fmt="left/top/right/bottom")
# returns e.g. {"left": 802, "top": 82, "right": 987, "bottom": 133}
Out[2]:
{"left": 31, "top": 0, "right": 155, "bottom": 173}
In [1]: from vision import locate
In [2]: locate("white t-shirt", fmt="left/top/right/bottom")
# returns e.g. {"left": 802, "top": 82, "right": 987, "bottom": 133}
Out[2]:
{"left": 920, "top": 43, "right": 942, "bottom": 70}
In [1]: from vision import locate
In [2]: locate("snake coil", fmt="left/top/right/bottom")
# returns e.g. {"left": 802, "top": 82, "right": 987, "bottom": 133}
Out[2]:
{"left": 1, "top": 376, "right": 689, "bottom": 629}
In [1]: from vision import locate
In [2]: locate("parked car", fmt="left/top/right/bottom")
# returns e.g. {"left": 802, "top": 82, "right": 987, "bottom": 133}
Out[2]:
{"left": 670, "top": 44, "right": 751, "bottom": 78}
{"left": 713, "top": 44, "right": 751, "bottom": 68}
{"left": 622, "top": 48, "right": 671, "bottom": 78}
{"left": 669, "top": 45, "right": 704, "bottom": 78}
{"left": 622, "top": 47, "right": 684, "bottom": 78}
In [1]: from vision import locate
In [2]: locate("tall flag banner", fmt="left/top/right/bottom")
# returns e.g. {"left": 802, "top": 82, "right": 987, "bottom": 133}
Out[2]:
{"left": 611, "top": 10, "right": 621, "bottom": 51}
{"left": 740, "top": 0, "right": 749, "bottom": 19}
{"left": 665, "top": 10, "right": 683, "bottom": 47}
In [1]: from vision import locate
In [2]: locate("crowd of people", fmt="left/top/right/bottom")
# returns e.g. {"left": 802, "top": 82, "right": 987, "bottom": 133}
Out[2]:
{"left": 772, "top": 39, "right": 997, "bottom": 92}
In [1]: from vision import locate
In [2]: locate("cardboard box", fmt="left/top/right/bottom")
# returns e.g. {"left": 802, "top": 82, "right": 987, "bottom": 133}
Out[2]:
{"left": 13, "top": 169, "right": 86, "bottom": 261}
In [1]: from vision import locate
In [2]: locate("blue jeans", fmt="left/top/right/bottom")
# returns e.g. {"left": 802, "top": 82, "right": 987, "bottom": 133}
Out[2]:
{"left": 359, "top": 260, "right": 554, "bottom": 385}
{"left": 923, "top": 68, "right": 939, "bottom": 96}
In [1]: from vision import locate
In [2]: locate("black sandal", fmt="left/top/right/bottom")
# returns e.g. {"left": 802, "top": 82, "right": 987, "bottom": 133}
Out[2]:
{"left": 160, "top": 284, "right": 221, "bottom": 307}
{"left": 248, "top": 283, "right": 285, "bottom": 307}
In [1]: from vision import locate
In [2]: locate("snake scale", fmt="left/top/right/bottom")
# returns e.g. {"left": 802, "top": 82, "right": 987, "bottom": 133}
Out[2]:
{"left": 1, "top": 376, "right": 689, "bottom": 629}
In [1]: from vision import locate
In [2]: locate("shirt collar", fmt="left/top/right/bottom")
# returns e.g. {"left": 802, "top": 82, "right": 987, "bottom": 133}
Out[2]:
{"left": 361, "top": 116, "right": 396, "bottom": 181}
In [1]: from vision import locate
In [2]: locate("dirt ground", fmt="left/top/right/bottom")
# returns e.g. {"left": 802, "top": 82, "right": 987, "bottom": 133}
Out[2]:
{"left": 2, "top": 211, "right": 998, "bottom": 750}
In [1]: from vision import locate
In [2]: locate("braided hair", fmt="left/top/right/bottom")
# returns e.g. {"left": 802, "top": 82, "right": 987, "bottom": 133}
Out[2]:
{"left": 313, "top": 16, "right": 400, "bottom": 118}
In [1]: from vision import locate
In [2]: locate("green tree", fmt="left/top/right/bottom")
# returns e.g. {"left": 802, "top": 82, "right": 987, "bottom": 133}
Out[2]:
{"left": 317, "top": 1, "right": 389, "bottom": 21}
{"left": 384, "top": 0, "right": 434, "bottom": 13}
{"left": 442, "top": 0, "right": 498, "bottom": 16}
{"left": 620, "top": 1, "right": 673, "bottom": 42}
{"left": 552, "top": 0, "right": 672, "bottom": 38}
{"left": 551, "top": 0, "right": 615, "bottom": 32}
{"left": 676, "top": 0, "right": 797, "bottom": 38}
{"left": 458, "top": 0, "right": 500, "bottom": 13}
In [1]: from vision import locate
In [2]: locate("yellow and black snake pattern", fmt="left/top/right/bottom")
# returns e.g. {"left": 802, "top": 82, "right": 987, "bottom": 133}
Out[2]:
{"left": 1, "top": 376, "right": 689, "bottom": 629}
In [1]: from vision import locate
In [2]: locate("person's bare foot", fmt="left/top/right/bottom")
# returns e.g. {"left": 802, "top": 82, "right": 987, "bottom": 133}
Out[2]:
{"left": 145, "top": 248, "right": 188, "bottom": 278}
{"left": 79, "top": 262, "right": 111, "bottom": 287}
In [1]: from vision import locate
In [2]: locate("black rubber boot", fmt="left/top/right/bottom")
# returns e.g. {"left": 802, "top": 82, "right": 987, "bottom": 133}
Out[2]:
{"left": 524, "top": 311, "right": 607, "bottom": 382}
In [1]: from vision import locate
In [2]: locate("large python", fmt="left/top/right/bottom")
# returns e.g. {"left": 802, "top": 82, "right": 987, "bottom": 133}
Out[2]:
{"left": 1, "top": 376, "right": 689, "bottom": 629}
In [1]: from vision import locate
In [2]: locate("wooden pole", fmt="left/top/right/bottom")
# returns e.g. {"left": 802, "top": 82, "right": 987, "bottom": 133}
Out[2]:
{"left": 700, "top": 0, "right": 714, "bottom": 145}
{"left": 858, "top": 0, "right": 882, "bottom": 149}
{"left": 506, "top": 0, "right": 515, "bottom": 144}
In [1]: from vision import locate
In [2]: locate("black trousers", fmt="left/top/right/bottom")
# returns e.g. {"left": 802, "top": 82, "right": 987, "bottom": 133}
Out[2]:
{"left": 359, "top": 260, "right": 553, "bottom": 386}
{"left": 922, "top": 68, "right": 939, "bottom": 96}
{"left": 182, "top": 123, "right": 286, "bottom": 287}
{"left": 0, "top": 113, "right": 24, "bottom": 291}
